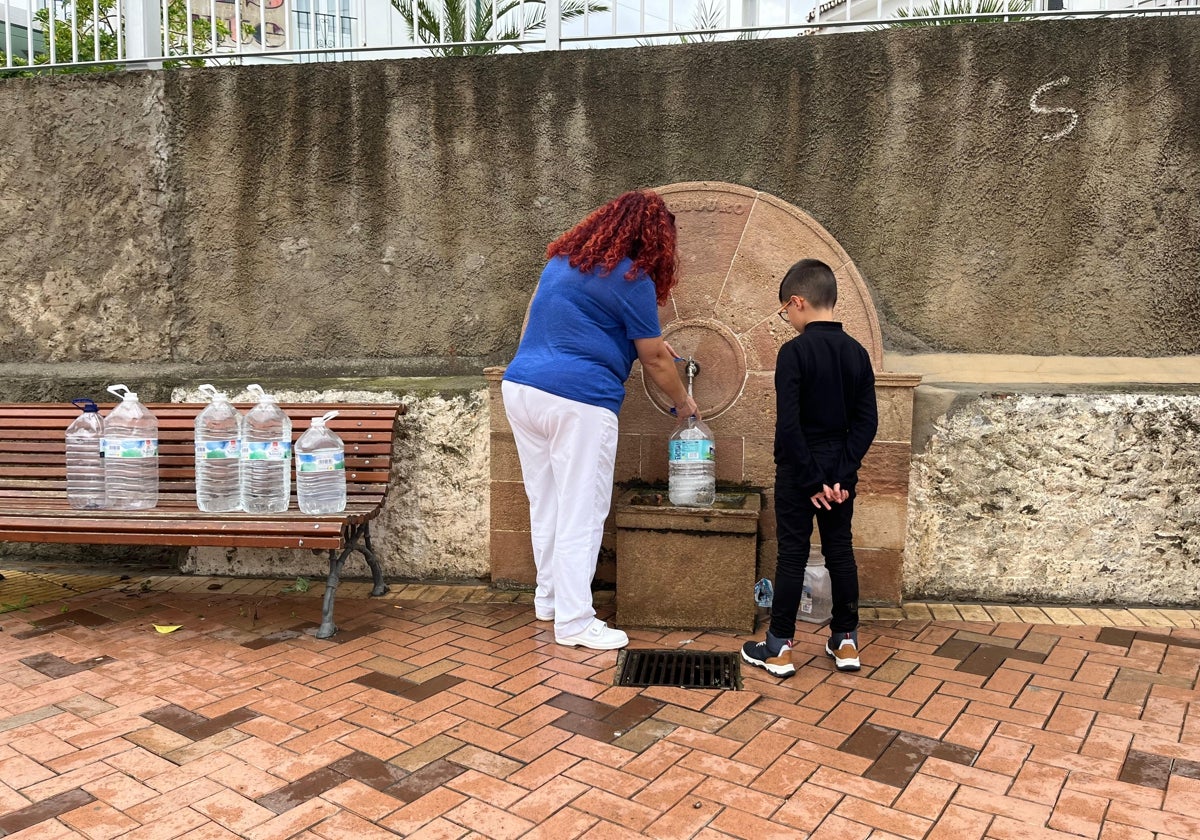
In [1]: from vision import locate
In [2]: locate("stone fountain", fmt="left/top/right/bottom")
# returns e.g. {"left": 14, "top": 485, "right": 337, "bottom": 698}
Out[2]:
{"left": 485, "top": 182, "right": 920, "bottom": 630}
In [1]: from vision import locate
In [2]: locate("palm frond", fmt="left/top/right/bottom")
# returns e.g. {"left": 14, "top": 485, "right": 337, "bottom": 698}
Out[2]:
{"left": 393, "top": 0, "right": 607, "bottom": 55}
{"left": 679, "top": 0, "right": 724, "bottom": 42}
{"left": 880, "top": 0, "right": 1032, "bottom": 26}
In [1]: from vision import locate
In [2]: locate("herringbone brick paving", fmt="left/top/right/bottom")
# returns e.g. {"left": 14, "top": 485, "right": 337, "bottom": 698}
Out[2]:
{"left": 0, "top": 574, "right": 1197, "bottom": 839}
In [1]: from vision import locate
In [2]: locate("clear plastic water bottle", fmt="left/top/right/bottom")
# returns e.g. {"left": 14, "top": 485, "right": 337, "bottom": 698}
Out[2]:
{"left": 194, "top": 384, "right": 242, "bottom": 512}
{"left": 65, "top": 398, "right": 105, "bottom": 510}
{"left": 668, "top": 415, "right": 716, "bottom": 507}
{"left": 241, "top": 384, "right": 292, "bottom": 513}
{"left": 102, "top": 384, "right": 158, "bottom": 510}
{"left": 295, "top": 410, "right": 346, "bottom": 514}
{"left": 798, "top": 550, "right": 833, "bottom": 625}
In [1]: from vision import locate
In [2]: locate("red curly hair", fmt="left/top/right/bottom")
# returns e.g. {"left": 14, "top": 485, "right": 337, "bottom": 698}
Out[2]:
{"left": 546, "top": 189, "right": 678, "bottom": 305}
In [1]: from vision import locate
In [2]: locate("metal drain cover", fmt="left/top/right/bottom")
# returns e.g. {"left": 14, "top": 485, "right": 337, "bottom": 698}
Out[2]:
{"left": 615, "top": 649, "right": 741, "bottom": 690}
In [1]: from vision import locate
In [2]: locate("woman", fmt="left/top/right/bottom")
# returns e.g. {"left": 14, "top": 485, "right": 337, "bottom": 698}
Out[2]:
{"left": 502, "top": 189, "right": 699, "bottom": 650}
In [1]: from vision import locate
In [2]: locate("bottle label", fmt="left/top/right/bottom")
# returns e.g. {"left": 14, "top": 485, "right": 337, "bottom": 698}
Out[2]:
{"left": 102, "top": 438, "right": 158, "bottom": 458}
{"left": 196, "top": 440, "right": 239, "bottom": 460}
{"left": 669, "top": 440, "right": 715, "bottom": 462}
{"left": 242, "top": 441, "right": 292, "bottom": 461}
{"left": 800, "top": 586, "right": 813, "bottom": 615}
{"left": 297, "top": 449, "right": 345, "bottom": 473}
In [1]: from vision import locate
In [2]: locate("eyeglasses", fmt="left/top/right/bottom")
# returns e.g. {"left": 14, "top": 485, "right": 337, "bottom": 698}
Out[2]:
{"left": 777, "top": 299, "right": 795, "bottom": 322}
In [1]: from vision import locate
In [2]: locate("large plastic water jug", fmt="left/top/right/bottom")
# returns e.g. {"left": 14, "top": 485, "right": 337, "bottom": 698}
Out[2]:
{"left": 668, "top": 415, "right": 716, "bottom": 507}
{"left": 194, "top": 384, "right": 243, "bottom": 512}
{"left": 102, "top": 384, "right": 158, "bottom": 510}
{"left": 65, "top": 398, "right": 104, "bottom": 510}
{"left": 295, "top": 410, "right": 346, "bottom": 514}
{"left": 240, "top": 386, "right": 291, "bottom": 511}
{"left": 241, "top": 384, "right": 292, "bottom": 513}
{"left": 798, "top": 549, "right": 833, "bottom": 625}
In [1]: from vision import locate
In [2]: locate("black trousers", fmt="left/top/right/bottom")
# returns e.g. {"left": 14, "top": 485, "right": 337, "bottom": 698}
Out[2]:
{"left": 769, "top": 472, "right": 860, "bottom": 640}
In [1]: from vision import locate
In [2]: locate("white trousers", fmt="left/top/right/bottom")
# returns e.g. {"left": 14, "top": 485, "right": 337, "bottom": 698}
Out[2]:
{"left": 501, "top": 381, "right": 619, "bottom": 638}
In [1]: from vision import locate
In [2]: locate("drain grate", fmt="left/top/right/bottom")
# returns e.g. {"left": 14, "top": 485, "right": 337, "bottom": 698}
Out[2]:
{"left": 616, "top": 649, "right": 741, "bottom": 690}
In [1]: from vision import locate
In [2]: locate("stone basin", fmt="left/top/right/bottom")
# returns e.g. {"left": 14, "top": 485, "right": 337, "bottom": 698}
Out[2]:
{"left": 614, "top": 488, "right": 761, "bottom": 632}
{"left": 623, "top": 491, "right": 756, "bottom": 511}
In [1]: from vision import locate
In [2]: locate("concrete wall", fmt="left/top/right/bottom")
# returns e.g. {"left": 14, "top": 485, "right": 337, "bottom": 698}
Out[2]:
{"left": 0, "top": 17, "right": 1197, "bottom": 601}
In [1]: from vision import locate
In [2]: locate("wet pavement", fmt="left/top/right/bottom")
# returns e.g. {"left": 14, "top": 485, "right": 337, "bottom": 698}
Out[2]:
{"left": 0, "top": 569, "right": 1197, "bottom": 839}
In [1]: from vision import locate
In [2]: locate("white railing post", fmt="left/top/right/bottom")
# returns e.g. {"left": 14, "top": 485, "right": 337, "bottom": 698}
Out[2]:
{"left": 742, "top": 0, "right": 758, "bottom": 26}
{"left": 544, "top": 0, "right": 561, "bottom": 48}
{"left": 125, "top": 0, "right": 163, "bottom": 68}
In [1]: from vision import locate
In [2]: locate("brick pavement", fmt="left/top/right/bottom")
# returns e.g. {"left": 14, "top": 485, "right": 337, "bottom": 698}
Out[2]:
{"left": 0, "top": 575, "right": 1197, "bottom": 839}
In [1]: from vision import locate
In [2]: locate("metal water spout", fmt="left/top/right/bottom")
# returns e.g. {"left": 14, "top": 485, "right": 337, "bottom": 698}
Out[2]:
{"left": 684, "top": 357, "right": 700, "bottom": 398}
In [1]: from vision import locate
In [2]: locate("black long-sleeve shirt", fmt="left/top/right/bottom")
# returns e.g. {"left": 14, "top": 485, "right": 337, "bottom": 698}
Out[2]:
{"left": 774, "top": 321, "right": 878, "bottom": 497}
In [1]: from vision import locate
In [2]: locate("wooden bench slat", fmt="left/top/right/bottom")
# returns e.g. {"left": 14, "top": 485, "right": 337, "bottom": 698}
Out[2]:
{"left": 0, "top": 514, "right": 345, "bottom": 533}
{"left": 0, "top": 483, "right": 387, "bottom": 498}
{"left": 0, "top": 403, "right": 404, "bottom": 413}
{"left": 0, "top": 489, "right": 389, "bottom": 509}
{"left": 0, "top": 469, "right": 394, "bottom": 484}
{"left": 0, "top": 459, "right": 393, "bottom": 476}
{"left": 0, "top": 528, "right": 346, "bottom": 549}
{"left": 1, "top": 431, "right": 398, "bottom": 445}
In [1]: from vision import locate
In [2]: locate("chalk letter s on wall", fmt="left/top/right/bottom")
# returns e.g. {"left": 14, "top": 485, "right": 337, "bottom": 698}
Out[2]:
{"left": 1030, "top": 76, "right": 1079, "bottom": 142}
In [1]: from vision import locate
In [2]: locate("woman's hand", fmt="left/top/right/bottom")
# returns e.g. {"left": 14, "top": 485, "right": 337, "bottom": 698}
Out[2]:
{"left": 674, "top": 395, "right": 699, "bottom": 420}
{"left": 634, "top": 336, "right": 702, "bottom": 420}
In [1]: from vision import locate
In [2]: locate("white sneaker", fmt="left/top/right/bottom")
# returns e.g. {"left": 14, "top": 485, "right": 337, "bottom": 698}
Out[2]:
{"left": 555, "top": 619, "right": 628, "bottom": 650}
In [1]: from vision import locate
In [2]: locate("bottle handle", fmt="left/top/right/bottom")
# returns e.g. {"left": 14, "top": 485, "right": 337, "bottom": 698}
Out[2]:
{"left": 106, "top": 384, "right": 131, "bottom": 400}
{"left": 247, "top": 383, "right": 266, "bottom": 402}
{"left": 71, "top": 398, "right": 99, "bottom": 413}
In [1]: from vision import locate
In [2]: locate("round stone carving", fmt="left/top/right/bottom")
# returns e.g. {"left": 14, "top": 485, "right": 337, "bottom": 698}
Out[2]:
{"left": 642, "top": 318, "right": 747, "bottom": 419}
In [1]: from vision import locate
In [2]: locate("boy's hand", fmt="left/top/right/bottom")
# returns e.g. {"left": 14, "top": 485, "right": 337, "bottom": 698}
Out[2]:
{"left": 811, "top": 485, "right": 835, "bottom": 510}
{"left": 811, "top": 484, "right": 850, "bottom": 509}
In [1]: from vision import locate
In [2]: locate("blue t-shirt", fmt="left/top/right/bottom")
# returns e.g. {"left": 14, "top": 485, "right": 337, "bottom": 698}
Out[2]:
{"left": 504, "top": 255, "right": 662, "bottom": 414}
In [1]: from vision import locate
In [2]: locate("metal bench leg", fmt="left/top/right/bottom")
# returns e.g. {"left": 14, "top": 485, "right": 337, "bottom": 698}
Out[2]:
{"left": 314, "top": 522, "right": 391, "bottom": 639}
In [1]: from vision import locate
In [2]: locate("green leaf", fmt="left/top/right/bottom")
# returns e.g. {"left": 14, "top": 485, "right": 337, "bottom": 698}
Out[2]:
{"left": 282, "top": 576, "right": 312, "bottom": 593}
{"left": 0, "top": 595, "right": 31, "bottom": 614}
{"left": 1, "top": 0, "right": 238, "bottom": 76}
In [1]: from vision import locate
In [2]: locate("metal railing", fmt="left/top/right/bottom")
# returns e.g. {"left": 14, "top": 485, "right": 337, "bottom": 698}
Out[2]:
{"left": 1, "top": 0, "right": 1196, "bottom": 73}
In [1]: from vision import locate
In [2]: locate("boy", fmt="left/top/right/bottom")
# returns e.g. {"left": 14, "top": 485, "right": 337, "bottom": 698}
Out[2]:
{"left": 742, "top": 258, "right": 878, "bottom": 676}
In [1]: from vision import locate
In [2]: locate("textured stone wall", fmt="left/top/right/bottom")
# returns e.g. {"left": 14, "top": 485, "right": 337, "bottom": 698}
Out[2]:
{"left": 906, "top": 393, "right": 1200, "bottom": 605}
{"left": 0, "top": 73, "right": 174, "bottom": 363}
{"left": 0, "top": 18, "right": 1198, "bottom": 369}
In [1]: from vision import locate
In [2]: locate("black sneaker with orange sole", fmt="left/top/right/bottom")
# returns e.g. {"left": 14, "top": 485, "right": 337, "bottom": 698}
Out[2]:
{"left": 741, "top": 635, "right": 796, "bottom": 677}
